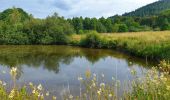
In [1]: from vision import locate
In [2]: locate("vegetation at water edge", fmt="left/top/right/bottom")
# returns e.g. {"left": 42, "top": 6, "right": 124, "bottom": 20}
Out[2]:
{"left": 0, "top": 61, "right": 169, "bottom": 100}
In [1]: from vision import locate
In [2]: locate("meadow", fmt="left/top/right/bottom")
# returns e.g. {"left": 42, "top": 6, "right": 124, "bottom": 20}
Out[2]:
{"left": 70, "top": 31, "right": 170, "bottom": 60}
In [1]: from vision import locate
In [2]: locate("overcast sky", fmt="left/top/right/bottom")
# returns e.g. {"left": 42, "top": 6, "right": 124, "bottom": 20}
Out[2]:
{"left": 0, "top": 0, "right": 158, "bottom": 18}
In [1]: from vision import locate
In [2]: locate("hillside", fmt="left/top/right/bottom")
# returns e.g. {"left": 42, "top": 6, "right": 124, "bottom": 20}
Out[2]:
{"left": 123, "top": 0, "right": 170, "bottom": 17}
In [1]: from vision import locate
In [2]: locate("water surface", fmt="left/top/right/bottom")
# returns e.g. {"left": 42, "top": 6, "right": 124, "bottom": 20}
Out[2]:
{"left": 0, "top": 45, "right": 154, "bottom": 98}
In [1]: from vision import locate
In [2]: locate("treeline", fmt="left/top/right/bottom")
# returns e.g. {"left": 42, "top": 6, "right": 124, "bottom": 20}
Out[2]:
{"left": 0, "top": 8, "right": 74, "bottom": 45}
{"left": 68, "top": 9, "right": 170, "bottom": 34}
{"left": 0, "top": 7, "right": 170, "bottom": 45}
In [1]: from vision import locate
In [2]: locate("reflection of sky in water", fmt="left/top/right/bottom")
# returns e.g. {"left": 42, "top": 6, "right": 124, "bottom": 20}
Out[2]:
{"left": 0, "top": 55, "right": 148, "bottom": 98}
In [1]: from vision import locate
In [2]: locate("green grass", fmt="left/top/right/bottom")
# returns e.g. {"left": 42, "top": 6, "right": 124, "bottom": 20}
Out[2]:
{"left": 70, "top": 31, "right": 170, "bottom": 60}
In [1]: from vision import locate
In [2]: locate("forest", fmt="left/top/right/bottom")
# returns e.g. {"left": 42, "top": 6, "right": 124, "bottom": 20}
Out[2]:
{"left": 123, "top": 0, "right": 170, "bottom": 17}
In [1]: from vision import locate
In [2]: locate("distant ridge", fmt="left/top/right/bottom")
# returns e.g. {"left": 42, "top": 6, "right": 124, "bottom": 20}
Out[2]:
{"left": 122, "top": 0, "right": 170, "bottom": 17}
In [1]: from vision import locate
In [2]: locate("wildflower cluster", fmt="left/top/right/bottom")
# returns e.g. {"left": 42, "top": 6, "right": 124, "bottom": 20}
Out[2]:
{"left": 0, "top": 67, "right": 56, "bottom": 100}
{"left": 64, "top": 71, "right": 117, "bottom": 100}
{"left": 159, "top": 60, "right": 170, "bottom": 74}
{"left": 0, "top": 62, "right": 170, "bottom": 100}
{"left": 65, "top": 62, "right": 170, "bottom": 100}
{"left": 126, "top": 67, "right": 170, "bottom": 100}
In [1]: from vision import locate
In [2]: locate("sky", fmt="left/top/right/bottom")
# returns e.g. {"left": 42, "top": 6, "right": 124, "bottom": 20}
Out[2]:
{"left": 0, "top": 0, "right": 158, "bottom": 18}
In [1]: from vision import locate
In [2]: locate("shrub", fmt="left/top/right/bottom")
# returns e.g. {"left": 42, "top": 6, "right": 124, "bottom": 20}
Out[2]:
{"left": 80, "top": 31, "right": 102, "bottom": 48}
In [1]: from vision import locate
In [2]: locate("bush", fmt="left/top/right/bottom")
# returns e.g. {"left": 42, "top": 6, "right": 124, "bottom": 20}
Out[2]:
{"left": 80, "top": 31, "right": 102, "bottom": 48}
{"left": 0, "top": 32, "right": 29, "bottom": 45}
{"left": 52, "top": 32, "right": 69, "bottom": 45}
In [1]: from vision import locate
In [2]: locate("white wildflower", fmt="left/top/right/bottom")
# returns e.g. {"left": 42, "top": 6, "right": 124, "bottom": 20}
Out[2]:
{"left": 78, "top": 76, "right": 83, "bottom": 81}
{"left": 109, "top": 94, "right": 113, "bottom": 97}
{"left": 69, "top": 95, "right": 73, "bottom": 99}
{"left": 38, "top": 93, "right": 41, "bottom": 97}
{"left": 37, "top": 84, "right": 43, "bottom": 90}
{"left": 10, "top": 67, "right": 17, "bottom": 76}
{"left": 112, "top": 77, "right": 115, "bottom": 81}
{"left": 100, "top": 83, "right": 105, "bottom": 87}
{"left": 9, "top": 89, "right": 15, "bottom": 99}
{"left": 46, "top": 91, "right": 49, "bottom": 96}
{"left": 3, "top": 82, "right": 6, "bottom": 86}
{"left": 97, "top": 90, "right": 101, "bottom": 95}
{"left": 29, "top": 82, "right": 33, "bottom": 86}
{"left": 32, "top": 90, "right": 36, "bottom": 94}
{"left": 93, "top": 73, "right": 96, "bottom": 77}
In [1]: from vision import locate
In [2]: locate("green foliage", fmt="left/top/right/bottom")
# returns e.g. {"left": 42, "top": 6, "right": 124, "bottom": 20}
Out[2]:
{"left": 96, "top": 21, "right": 107, "bottom": 33}
{"left": 71, "top": 17, "right": 83, "bottom": 34}
{"left": 117, "top": 24, "right": 128, "bottom": 32}
{"left": 68, "top": 8, "right": 170, "bottom": 33}
{"left": 1, "top": 6, "right": 170, "bottom": 46}
{"left": 160, "top": 18, "right": 170, "bottom": 30}
{"left": 0, "top": 8, "right": 74, "bottom": 45}
{"left": 0, "top": 7, "right": 30, "bottom": 22}
{"left": 0, "top": 32, "right": 29, "bottom": 45}
{"left": 123, "top": 0, "right": 170, "bottom": 17}
{"left": 80, "top": 31, "right": 102, "bottom": 48}
{"left": 73, "top": 31, "right": 170, "bottom": 60}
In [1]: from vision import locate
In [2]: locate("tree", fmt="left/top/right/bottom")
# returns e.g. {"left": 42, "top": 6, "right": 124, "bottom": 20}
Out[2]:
{"left": 90, "top": 18, "right": 97, "bottom": 30}
{"left": 160, "top": 18, "right": 170, "bottom": 30}
{"left": 118, "top": 24, "right": 128, "bottom": 32}
{"left": 72, "top": 17, "right": 83, "bottom": 34}
{"left": 104, "top": 19, "right": 114, "bottom": 32}
{"left": 96, "top": 21, "right": 107, "bottom": 33}
{"left": 83, "top": 17, "right": 91, "bottom": 30}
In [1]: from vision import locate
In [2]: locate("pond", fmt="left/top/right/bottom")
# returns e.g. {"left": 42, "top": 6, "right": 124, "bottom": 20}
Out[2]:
{"left": 0, "top": 45, "right": 155, "bottom": 99}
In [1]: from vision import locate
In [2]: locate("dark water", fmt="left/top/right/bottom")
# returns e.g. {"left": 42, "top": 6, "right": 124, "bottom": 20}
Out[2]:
{"left": 0, "top": 45, "right": 155, "bottom": 98}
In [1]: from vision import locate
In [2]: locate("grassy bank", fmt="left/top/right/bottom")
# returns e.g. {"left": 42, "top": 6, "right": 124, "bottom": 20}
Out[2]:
{"left": 70, "top": 31, "right": 170, "bottom": 60}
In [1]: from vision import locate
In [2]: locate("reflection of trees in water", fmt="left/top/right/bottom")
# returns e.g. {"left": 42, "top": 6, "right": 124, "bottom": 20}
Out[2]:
{"left": 0, "top": 45, "right": 155, "bottom": 79}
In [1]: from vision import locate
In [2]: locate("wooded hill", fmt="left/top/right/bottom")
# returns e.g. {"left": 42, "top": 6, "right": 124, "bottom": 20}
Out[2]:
{"left": 123, "top": 0, "right": 170, "bottom": 17}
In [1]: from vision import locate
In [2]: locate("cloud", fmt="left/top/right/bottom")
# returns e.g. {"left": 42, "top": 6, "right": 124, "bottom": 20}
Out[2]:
{"left": 0, "top": 0, "right": 158, "bottom": 18}
{"left": 53, "top": 0, "right": 71, "bottom": 10}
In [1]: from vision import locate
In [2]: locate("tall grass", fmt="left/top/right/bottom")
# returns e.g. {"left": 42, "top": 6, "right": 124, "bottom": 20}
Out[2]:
{"left": 70, "top": 31, "right": 170, "bottom": 60}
